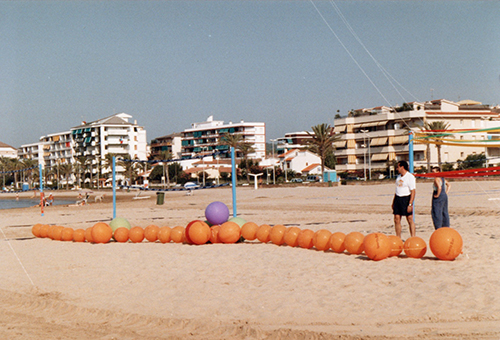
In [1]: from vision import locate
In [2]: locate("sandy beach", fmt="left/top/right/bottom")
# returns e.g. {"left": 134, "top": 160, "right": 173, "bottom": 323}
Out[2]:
{"left": 0, "top": 181, "right": 499, "bottom": 339}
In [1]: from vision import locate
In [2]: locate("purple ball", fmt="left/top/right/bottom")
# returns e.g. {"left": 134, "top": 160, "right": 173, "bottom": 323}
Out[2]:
{"left": 205, "top": 201, "right": 230, "bottom": 225}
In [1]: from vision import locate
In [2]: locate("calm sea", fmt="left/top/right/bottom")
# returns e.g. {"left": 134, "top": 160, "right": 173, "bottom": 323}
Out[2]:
{"left": 0, "top": 198, "right": 75, "bottom": 210}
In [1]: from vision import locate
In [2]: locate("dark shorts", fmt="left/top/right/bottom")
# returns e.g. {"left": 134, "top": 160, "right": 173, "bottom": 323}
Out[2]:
{"left": 393, "top": 195, "right": 412, "bottom": 216}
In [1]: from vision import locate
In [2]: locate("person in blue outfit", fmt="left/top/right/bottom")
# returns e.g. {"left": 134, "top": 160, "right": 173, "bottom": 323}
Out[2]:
{"left": 431, "top": 166, "right": 450, "bottom": 229}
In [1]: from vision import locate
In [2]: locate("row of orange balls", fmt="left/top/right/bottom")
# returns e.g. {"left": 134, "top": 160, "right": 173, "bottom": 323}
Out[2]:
{"left": 31, "top": 220, "right": 462, "bottom": 261}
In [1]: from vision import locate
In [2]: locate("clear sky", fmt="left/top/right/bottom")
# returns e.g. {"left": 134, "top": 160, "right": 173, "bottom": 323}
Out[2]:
{"left": 1, "top": 1, "right": 499, "bottom": 148}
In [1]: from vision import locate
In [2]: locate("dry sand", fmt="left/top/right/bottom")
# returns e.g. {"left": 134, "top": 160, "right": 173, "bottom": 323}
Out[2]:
{"left": 0, "top": 181, "right": 499, "bottom": 339}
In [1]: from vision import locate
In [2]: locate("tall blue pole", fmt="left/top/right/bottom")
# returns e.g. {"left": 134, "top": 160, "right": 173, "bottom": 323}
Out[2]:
{"left": 230, "top": 147, "right": 237, "bottom": 217}
{"left": 39, "top": 164, "right": 44, "bottom": 217}
{"left": 112, "top": 156, "right": 116, "bottom": 219}
{"left": 409, "top": 131, "right": 414, "bottom": 173}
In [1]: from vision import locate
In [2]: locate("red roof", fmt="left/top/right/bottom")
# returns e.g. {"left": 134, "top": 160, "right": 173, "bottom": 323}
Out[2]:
{"left": 302, "top": 163, "right": 320, "bottom": 172}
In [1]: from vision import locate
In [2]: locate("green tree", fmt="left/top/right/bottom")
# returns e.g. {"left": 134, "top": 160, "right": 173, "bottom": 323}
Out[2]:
{"left": 155, "top": 150, "right": 172, "bottom": 188}
{"left": 423, "top": 121, "right": 453, "bottom": 171}
{"left": 60, "top": 163, "right": 73, "bottom": 190}
{"left": 457, "top": 153, "right": 486, "bottom": 170}
{"left": 306, "top": 123, "right": 339, "bottom": 176}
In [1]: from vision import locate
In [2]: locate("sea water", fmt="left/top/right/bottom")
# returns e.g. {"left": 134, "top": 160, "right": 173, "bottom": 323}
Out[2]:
{"left": 0, "top": 198, "right": 75, "bottom": 210}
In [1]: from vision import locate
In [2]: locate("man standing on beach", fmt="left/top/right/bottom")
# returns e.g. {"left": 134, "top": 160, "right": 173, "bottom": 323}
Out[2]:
{"left": 392, "top": 160, "right": 416, "bottom": 238}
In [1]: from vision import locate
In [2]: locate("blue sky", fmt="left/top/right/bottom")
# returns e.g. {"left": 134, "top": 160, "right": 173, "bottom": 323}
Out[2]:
{"left": 1, "top": 1, "right": 499, "bottom": 148}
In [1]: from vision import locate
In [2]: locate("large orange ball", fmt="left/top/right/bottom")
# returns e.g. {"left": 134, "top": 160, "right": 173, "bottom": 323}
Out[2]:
{"left": 404, "top": 236, "right": 427, "bottom": 258}
{"left": 51, "top": 226, "right": 64, "bottom": 241}
{"left": 144, "top": 225, "right": 160, "bottom": 242}
{"left": 219, "top": 221, "right": 241, "bottom": 244}
{"left": 210, "top": 225, "right": 221, "bottom": 243}
{"left": 429, "top": 227, "right": 463, "bottom": 261}
{"left": 32, "top": 224, "right": 43, "bottom": 237}
{"left": 284, "top": 227, "right": 301, "bottom": 247}
{"left": 297, "top": 229, "right": 314, "bottom": 249}
{"left": 73, "top": 229, "right": 86, "bottom": 242}
{"left": 84, "top": 228, "right": 94, "bottom": 243}
{"left": 92, "top": 223, "right": 113, "bottom": 244}
{"left": 47, "top": 225, "right": 56, "bottom": 239}
{"left": 61, "top": 228, "right": 74, "bottom": 242}
{"left": 344, "top": 232, "right": 365, "bottom": 255}
{"left": 187, "top": 221, "right": 211, "bottom": 245}
{"left": 363, "top": 233, "right": 391, "bottom": 261}
{"left": 388, "top": 235, "right": 404, "bottom": 257}
{"left": 129, "top": 226, "right": 145, "bottom": 243}
{"left": 170, "top": 226, "right": 185, "bottom": 243}
{"left": 241, "top": 222, "right": 259, "bottom": 241}
{"left": 329, "top": 232, "right": 346, "bottom": 253}
{"left": 256, "top": 224, "right": 272, "bottom": 243}
{"left": 269, "top": 225, "right": 287, "bottom": 245}
{"left": 313, "top": 229, "right": 332, "bottom": 251}
{"left": 39, "top": 225, "right": 50, "bottom": 238}
{"left": 157, "top": 226, "right": 171, "bottom": 243}
{"left": 113, "top": 227, "right": 130, "bottom": 243}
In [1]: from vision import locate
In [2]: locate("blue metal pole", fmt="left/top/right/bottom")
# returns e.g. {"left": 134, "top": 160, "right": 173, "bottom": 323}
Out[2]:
{"left": 112, "top": 156, "right": 116, "bottom": 219}
{"left": 39, "top": 164, "right": 44, "bottom": 217}
{"left": 409, "top": 132, "right": 414, "bottom": 173}
{"left": 230, "top": 147, "right": 237, "bottom": 217}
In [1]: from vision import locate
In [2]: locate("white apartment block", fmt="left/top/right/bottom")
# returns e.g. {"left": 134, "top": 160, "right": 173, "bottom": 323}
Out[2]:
{"left": 181, "top": 115, "right": 266, "bottom": 160}
{"left": 334, "top": 99, "right": 500, "bottom": 174}
{"left": 18, "top": 141, "right": 47, "bottom": 165}
{"left": 40, "top": 131, "right": 75, "bottom": 168}
{"left": 0, "top": 142, "right": 18, "bottom": 158}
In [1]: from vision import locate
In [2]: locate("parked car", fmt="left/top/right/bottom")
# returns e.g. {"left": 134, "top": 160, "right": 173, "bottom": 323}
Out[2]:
{"left": 290, "top": 178, "right": 303, "bottom": 183}
{"left": 306, "top": 175, "right": 320, "bottom": 182}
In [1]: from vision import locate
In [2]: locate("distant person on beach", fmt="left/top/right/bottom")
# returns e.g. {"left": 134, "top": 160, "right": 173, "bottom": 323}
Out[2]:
{"left": 431, "top": 166, "right": 450, "bottom": 230}
{"left": 391, "top": 160, "right": 416, "bottom": 238}
{"left": 46, "top": 193, "right": 54, "bottom": 206}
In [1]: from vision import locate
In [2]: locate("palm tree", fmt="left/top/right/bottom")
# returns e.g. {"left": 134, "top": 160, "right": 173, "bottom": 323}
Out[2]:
{"left": 60, "top": 163, "right": 73, "bottom": 190}
{"left": 238, "top": 142, "right": 256, "bottom": 183}
{"left": 423, "top": 121, "right": 453, "bottom": 171}
{"left": 21, "top": 158, "right": 38, "bottom": 189}
{"left": 117, "top": 157, "right": 137, "bottom": 186}
{"left": 306, "top": 123, "right": 339, "bottom": 176}
{"left": 155, "top": 150, "right": 172, "bottom": 188}
{"left": 75, "top": 156, "right": 87, "bottom": 189}
{"left": 220, "top": 132, "right": 250, "bottom": 181}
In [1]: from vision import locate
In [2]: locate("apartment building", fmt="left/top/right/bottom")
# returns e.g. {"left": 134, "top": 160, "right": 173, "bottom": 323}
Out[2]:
{"left": 275, "top": 131, "right": 313, "bottom": 156}
{"left": 333, "top": 99, "right": 500, "bottom": 175}
{"left": 39, "top": 131, "right": 75, "bottom": 168}
{"left": 180, "top": 116, "right": 266, "bottom": 160}
{"left": 0, "top": 142, "right": 18, "bottom": 158}
{"left": 150, "top": 132, "right": 182, "bottom": 160}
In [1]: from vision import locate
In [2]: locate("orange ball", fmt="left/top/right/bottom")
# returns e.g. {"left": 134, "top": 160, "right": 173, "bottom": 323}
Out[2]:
{"left": 144, "top": 225, "right": 160, "bottom": 242}
{"left": 187, "top": 221, "right": 211, "bottom": 245}
{"left": 51, "top": 226, "right": 64, "bottom": 241}
{"left": 429, "top": 227, "right": 463, "bottom": 261}
{"left": 241, "top": 222, "right": 259, "bottom": 241}
{"left": 297, "top": 229, "right": 314, "bottom": 249}
{"left": 344, "top": 232, "right": 365, "bottom": 255}
{"left": 329, "top": 232, "right": 346, "bottom": 253}
{"left": 129, "top": 226, "right": 145, "bottom": 243}
{"left": 73, "top": 229, "right": 86, "bottom": 242}
{"left": 284, "top": 227, "right": 301, "bottom": 247}
{"left": 388, "top": 235, "right": 404, "bottom": 257}
{"left": 313, "top": 229, "right": 332, "bottom": 251}
{"left": 170, "top": 226, "right": 185, "bottom": 243}
{"left": 84, "top": 228, "right": 94, "bottom": 243}
{"left": 113, "top": 227, "right": 130, "bottom": 243}
{"left": 157, "top": 226, "right": 172, "bottom": 243}
{"left": 363, "top": 233, "right": 391, "bottom": 261}
{"left": 32, "top": 224, "right": 43, "bottom": 237}
{"left": 46, "top": 225, "right": 56, "bottom": 239}
{"left": 269, "top": 224, "right": 287, "bottom": 245}
{"left": 404, "top": 236, "right": 427, "bottom": 258}
{"left": 210, "top": 225, "right": 221, "bottom": 243}
{"left": 92, "top": 223, "right": 113, "bottom": 244}
{"left": 219, "top": 221, "right": 241, "bottom": 244}
{"left": 256, "top": 224, "right": 272, "bottom": 243}
{"left": 39, "top": 224, "right": 50, "bottom": 238}
{"left": 61, "top": 228, "right": 74, "bottom": 242}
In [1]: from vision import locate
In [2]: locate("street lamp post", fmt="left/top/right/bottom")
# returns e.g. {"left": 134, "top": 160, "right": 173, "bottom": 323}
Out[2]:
{"left": 201, "top": 147, "right": 206, "bottom": 187}
{"left": 360, "top": 130, "right": 371, "bottom": 180}
{"left": 270, "top": 139, "right": 277, "bottom": 184}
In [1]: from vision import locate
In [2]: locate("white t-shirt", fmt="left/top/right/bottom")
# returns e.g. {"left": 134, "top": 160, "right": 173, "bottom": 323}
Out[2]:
{"left": 395, "top": 172, "right": 416, "bottom": 197}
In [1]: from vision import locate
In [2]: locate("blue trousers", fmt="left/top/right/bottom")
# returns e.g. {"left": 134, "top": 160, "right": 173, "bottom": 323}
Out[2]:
{"left": 432, "top": 197, "right": 450, "bottom": 229}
